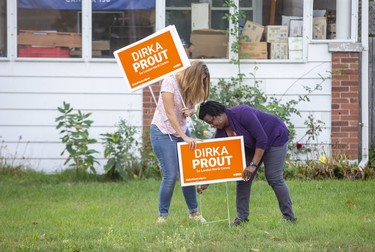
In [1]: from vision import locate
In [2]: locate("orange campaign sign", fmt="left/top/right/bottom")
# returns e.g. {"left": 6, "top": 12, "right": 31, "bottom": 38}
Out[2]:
{"left": 113, "top": 25, "right": 190, "bottom": 92}
{"left": 177, "top": 136, "right": 246, "bottom": 187}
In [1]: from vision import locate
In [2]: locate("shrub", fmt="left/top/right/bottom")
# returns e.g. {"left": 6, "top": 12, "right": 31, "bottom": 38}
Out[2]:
{"left": 284, "top": 154, "right": 374, "bottom": 180}
{"left": 101, "top": 119, "right": 141, "bottom": 180}
{"left": 101, "top": 119, "right": 161, "bottom": 180}
{"left": 55, "top": 102, "right": 99, "bottom": 176}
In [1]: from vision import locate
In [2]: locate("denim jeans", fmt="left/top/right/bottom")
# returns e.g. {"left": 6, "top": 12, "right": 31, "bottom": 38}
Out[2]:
{"left": 236, "top": 143, "right": 295, "bottom": 220}
{"left": 150, "top": 124, "right": 198, "bottom": 216}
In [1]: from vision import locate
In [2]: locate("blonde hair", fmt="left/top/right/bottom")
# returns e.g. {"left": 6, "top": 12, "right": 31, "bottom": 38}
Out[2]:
{"left": 178, "top": 60, "right": 210, "bottom": 107}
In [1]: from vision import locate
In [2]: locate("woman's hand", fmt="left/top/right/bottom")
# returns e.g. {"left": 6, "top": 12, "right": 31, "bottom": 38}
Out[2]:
{"left": 242, "top": 165, "right": 257, "bottom": 181}
{"left": 197, "top": 184, "right": 209, "bottom": 194}
{"left": 184, "top": 136, "right": 201, "bottom": 150}
{"left": 182, "top": 107, "right": 193, "bottom": 118}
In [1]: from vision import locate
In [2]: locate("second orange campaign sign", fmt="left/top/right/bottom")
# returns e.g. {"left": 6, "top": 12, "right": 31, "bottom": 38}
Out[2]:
{"left": 177, "top": 136, "right": 246, "bottom": 186}
{"left": 114, "top": 25, "right": 190, "bottom": 92}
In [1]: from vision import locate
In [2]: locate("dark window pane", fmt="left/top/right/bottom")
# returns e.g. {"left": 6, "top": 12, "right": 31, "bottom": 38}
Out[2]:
{"left": 0, "top": 0, "right": 6, "bottom": 57}
{"left": 93, "top": 9, "right": 156, "bottom": 58}
{"left": 166, "top": 9, "right": 191, "bottom": 46}
{"left": 211, "top": 10, "right": 229, "bottom": 30}
{"left": 17, "top": 2, "right": 82, "bottom": 58}
{"left": 212, "top": 0, "right": 226, "bottom": 7}
{"left": 240, "top": 0, "right": 253, "bottom": 8}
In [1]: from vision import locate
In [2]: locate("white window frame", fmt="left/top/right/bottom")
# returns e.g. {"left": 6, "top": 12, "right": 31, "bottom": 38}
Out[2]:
{"left": 307, "top": 0, "right": 358, "bottom": 44}
{"left": 4, "top": 0, "right": 360, "bottom": 63}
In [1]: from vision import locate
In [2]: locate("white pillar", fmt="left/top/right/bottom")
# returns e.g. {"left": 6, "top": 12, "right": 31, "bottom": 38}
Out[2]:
{"left": 336, "top": 0, "right": 351, "bottom": 39}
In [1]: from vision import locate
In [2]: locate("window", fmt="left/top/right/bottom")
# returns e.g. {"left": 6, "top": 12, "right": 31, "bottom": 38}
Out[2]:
{"left": 166, "top": 0, "right": 232, "bottom": 59}
{"left": 91, "top": 2, "right": 156, "bottom": 58}
{"left": 312, "top": 0, "right": 357, "bottom": 42}
{"left": 0, "top": 0, "right": 6, "bottom": 57}
{"left": 166, "top": 0, "right": 202, "bottom": 54}
{"left": 7, "top": 0, "right": 358, "bottom": 61}
{"left": 17, "top": 1, "right": 82, "bottom": 58}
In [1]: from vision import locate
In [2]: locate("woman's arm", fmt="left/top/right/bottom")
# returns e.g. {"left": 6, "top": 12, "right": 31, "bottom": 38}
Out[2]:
{"left": 242, "top": 147, "right": 264, "bottom": 181}
{"left": 162, "top": 92, "right": 198, "bottom": 149}
{"left": 238, "top": 108, "right": 266, "bottom": 180}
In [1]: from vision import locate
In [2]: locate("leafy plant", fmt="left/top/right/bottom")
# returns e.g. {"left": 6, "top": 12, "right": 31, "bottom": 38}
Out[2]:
{"left": 101, "top": 119, "right": 140, "bottom": 180}
{"left": 189, "top": 115, "right": 213, "bottom": 139}
{"left": 290, "top": 113, "right": 326, "bottom": 161}
{"left": 55, "top": 102, "right": 98, "bottom": 176}
{"left": 284, "top": 154, "right": 374, "bottom": 180}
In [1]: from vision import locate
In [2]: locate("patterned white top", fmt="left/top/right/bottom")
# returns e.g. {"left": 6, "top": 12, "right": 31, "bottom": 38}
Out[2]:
{"left": 151, "top": 74, "right": 194, "bottom": 136}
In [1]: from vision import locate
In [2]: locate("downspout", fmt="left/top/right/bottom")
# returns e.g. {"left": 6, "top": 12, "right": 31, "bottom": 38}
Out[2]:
{"left": 359, "top": 0, "right": 369, "bottom": 170}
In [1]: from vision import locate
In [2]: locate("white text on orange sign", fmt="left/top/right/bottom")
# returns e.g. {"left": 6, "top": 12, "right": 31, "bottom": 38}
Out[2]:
{"left": 132, "top": 42, "right": 168, "bottom": 72}
{"left": 192, "top": 146, "right": 233, "bottom": 169}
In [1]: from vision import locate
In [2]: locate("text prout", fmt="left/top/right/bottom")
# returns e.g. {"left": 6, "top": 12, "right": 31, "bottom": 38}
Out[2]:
{"left": 192, "top": 146, "right": 233, "bottom": 169}
{"left": 132, "top": 42, "right": 168, "bottom": 73}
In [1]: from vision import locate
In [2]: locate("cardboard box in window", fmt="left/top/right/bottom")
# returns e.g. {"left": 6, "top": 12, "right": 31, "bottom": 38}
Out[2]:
{"left": 239, "top": 42, "right": 267, "bottom": 59}
{"left": 190, "top": 29, "right": 228, "bottom": 59}
{"left": 268, "top": 43, "right": 288, "bottom": 60}
{"left": 327, "top": 23, "right": 336, "bottom": 39}
{"left": 289, "top": 50, "right": 303, "bottom": 60}
{"left": 289, "top": 20, "right": 303, "bottom": 37}
{"left": 288, "top": 37, "right": 303, "bottom": 60}
{"left": 282, "top": 15, "right": 303, "bottom": 37}
{"left": 264, "top": 26, "right": 288, "bottom": 43}
{"left": 92, "top": 40, "right": 110, "bottom": 51}
{"left": 313, "top": 17, "right": 327, "bottom": 39}
{"left": 241, "top": 20, "right": 264, "bottom": 42}
{"left": 18, "top": 30, "right": 82, "bottom": 48}
{"left": 288, "top": 37, "right": 303, "bottom": 51}
{"left": 326, "top": 10, "right": 336, "bottom": 24}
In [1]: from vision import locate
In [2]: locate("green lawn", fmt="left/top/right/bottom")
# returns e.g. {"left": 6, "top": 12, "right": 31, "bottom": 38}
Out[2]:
{"left": 0, "top": 176, "right": 374, "bottom": 251}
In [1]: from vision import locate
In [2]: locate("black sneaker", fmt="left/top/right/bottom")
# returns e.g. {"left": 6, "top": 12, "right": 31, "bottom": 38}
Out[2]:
{"left": 282, "top": 217, "right": 297, "bottom": 223}
{"left": 231, "top": 216, "right": 249, "bottom": 226}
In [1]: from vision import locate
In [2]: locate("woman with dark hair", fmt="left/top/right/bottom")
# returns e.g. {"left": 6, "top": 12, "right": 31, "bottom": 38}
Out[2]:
{"left": 198, "top": 100, "right": 296, "bottom": 226}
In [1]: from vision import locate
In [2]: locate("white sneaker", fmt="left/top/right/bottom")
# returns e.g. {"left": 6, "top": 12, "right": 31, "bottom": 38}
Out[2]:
{"left": 189, "top": 212, "right": 207, "bottom": 224}
{"left": 157, "top": 216, "right": 167, "bottom": 224}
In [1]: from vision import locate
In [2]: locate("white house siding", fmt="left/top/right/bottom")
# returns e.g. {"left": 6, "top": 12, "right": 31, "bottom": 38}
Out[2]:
{"left": 0, "top": 43, "right": 331, "bottom": 173}
{"left": 0, "top": 60, "right": 143, "bottom": 173}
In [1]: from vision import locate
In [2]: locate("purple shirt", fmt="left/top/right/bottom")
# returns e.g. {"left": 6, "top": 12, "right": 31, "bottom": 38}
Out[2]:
{"left": 215, "top": 105, "right": 289, "bottom": 151}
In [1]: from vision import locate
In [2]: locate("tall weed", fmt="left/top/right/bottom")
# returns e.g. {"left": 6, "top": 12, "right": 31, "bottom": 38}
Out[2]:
{"left": 55, "top": 102, "right": 99, "bottom": 176}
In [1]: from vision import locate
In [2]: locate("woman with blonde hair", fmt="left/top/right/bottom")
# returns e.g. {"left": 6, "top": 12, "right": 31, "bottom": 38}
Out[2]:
{"left": 150, "top": 60, "right": 210, "bottom": 224}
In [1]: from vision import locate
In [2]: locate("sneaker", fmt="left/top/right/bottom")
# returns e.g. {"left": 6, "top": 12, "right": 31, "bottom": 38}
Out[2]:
{"left": 157, "top": 216, "right": 167, "bottom": 224}
{"left": 282, "top": 217, "right": 297, "bottom": 223}
{"left": 189, "top": 212, "right": 207, "bottom": 224}
{"left": 231, "top": 216, "right": 249, "bottom": 226}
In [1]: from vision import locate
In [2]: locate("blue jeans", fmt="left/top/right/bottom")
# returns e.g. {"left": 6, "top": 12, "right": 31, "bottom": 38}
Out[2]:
{"left": 150, "top": 124, "right": 198, "bottom": 216}
{"left": 236, "top": 143, "right": 295, "bottom": 220}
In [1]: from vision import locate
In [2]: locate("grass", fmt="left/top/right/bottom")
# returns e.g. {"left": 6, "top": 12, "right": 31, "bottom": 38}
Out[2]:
{"left": 0, "top": 170, "right": 374, "bottom": 251}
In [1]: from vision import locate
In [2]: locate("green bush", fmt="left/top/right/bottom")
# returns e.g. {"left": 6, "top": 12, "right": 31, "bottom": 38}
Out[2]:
{"left": 101, "top": 119, "right": 141, "bottom": 180}
{"left": 101, "top": 119, "right": 161, "bottom": 181}
{"left": 55, "top": 102, "right": 99, "bottom": 177}
{"left": 284, "top": 155, "right": 374, "bottom": 180}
